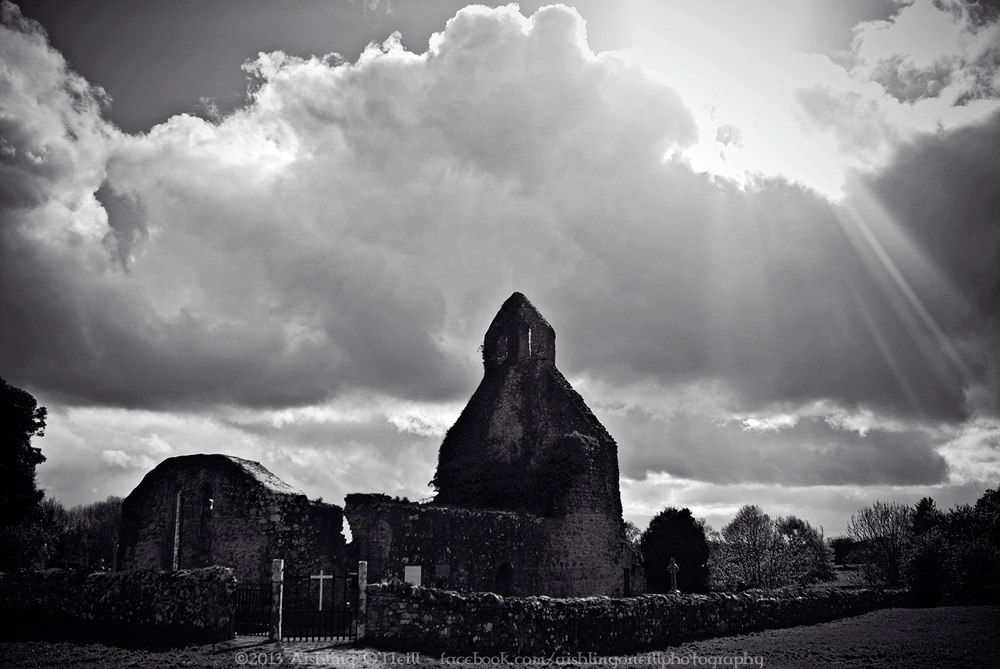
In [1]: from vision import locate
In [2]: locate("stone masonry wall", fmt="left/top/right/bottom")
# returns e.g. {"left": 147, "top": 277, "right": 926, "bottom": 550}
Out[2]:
{"left": 345, "top": 495, "right": 550, "bottom": 595}
{"left": 0, "top": 566, "right": 236, "bottom": 644}
{"left": 364, "top": 583, "right": 912, "bottom": 656}
{"left": 543, "top": 510, "right": 626, "bottom": 597}
{"left": 346, "top": 496, "right": 637, "bottom": 598}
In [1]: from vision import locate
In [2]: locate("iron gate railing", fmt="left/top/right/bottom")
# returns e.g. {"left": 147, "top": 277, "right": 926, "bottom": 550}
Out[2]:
{"left": 281, "top": 570, "right": 358, "bottom": 641}
{"left": 234, "top": 583, "right": 271, "bottom": 636}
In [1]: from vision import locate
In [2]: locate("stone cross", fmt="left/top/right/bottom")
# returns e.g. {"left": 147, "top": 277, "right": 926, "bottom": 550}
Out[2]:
{"left": 668, "top": 557, "right": 680, "bottom": 593}
{"left": 311, "top": 570, "right": 334, "bottom": 611}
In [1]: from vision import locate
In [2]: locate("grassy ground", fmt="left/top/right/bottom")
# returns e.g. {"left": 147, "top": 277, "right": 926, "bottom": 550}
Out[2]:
{"left": 1, "top": 606, "right": 998, "bottom": 669}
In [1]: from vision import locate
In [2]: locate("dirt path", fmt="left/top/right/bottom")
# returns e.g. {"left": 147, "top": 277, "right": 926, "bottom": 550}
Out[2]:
{"left": 1, "top": 606, "right": 997, "bottom": 669}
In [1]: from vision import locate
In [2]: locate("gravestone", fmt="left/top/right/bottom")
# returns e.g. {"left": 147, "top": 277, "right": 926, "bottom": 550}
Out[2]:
{"left": 404, "top": 565, "right": 422, "bottom": 586}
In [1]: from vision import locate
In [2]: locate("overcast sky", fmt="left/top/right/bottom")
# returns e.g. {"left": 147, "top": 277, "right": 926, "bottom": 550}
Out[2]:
{"left": 2, "top": 0, "right": 999, "bottom": 535}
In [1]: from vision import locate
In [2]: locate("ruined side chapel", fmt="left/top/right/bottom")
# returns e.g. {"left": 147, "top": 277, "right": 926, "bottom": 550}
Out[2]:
{"left": 346, "top": 292, "right": 642, "bottom": 597}
{"left": 117, "top": 454, "right": 345, "bottom": 583}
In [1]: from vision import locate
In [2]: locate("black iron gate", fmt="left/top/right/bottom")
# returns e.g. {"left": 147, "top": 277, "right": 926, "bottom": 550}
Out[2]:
{"left": 282, "top": 570, "right": 358, "bottom": 641}
{"left": 234, "top": 583, "right": 271, "bottom": 636}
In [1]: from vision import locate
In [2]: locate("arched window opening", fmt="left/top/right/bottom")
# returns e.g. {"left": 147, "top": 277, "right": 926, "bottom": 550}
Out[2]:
{"left": 494, "top": 562, "right": 513, "bottom": 596}
{"left": 202, "top": 489, "right": 213, "bottom": 518}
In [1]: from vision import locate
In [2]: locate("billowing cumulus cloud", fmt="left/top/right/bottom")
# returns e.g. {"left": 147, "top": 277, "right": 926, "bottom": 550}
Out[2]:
{"left": 3, "top": 1, "right": 1000, "bottom": 517}
{"left": 852, "top": 0, "right": 1000, "bottom": 104}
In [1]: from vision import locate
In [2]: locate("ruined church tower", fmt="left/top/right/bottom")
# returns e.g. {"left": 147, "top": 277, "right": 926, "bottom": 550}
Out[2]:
{"left": 346, "top": 293, "right": 637, "bottom": 596}
{"left": 432, "top": 292, "right": 623, "bottom": 522}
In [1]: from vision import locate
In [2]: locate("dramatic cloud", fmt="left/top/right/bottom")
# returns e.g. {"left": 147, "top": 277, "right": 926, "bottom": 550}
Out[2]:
{"left": 3, "top": 1, "right": 999, "bottom": 524}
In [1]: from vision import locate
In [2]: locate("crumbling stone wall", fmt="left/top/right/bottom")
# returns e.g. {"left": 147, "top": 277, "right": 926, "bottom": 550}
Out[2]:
{"left": 345, "top": 495, "right": 636, "bottom": 598}
{"left": 118, "top": 454, "right": 344, "bottom": 583}
{"left": 363, "top": 583, "right": 912, "bottom": 655}
{"left": 345, "top": 495, "right": 550, "bottom": 595}
{"left": 0, "top": 566, "right": 236, "bottom": 644}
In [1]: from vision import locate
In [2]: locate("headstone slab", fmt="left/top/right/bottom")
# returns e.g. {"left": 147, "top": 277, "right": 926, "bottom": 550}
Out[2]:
{"left": 403, "top": 565, "right": 422, "bottom": 586}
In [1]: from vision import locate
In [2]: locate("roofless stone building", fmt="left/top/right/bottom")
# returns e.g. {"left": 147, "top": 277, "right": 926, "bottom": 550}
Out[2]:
{"left": 117, "top": 293, "right": 642, "bottom": 596}
{"left": 117, "top": 454, "right": 344, "bottom": 583}
{"left": 345, "top": 292, "right": 641, "bottom": 597}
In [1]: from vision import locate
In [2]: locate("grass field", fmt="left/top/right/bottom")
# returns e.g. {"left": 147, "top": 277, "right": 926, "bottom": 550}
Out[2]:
{"left": 1, "top": 605, "right": 998, "bottom": 669}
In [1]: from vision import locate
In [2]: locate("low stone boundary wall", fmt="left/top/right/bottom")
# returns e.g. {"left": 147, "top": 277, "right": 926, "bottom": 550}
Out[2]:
{"left": 0, "top": 566, "right": 236, "bottom": 645}
{"left": 365, "top": 584, "right": 911, "bottom": 655}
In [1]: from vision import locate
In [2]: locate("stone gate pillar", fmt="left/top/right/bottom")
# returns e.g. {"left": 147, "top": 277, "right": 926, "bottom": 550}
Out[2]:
{"left": 270, "top": 558, "right": 284, "bottom": 641}
{"left": 357, "top": 560, "right": 368, "bottom": 640}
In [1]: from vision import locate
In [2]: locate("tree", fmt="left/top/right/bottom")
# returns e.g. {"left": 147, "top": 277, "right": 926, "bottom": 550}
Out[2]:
{"left": 709, "top": 506, "right": 834, "bottom": 591}
{"left": 913, "top": 497, "right": 941, "bottom": 536}
{"left": 829, "top": 536, "right": 856, "bottom": 565}
{"left": 904, "top": 528, "right": 948, "bottom": 605}
{"left": 640, "top": 507, "right": 710, "bottom": 594}
{"left": 0, "top": 376, "right": 47, "bottom": 530}
{"left": 937, "top": 487, "right": 1000, "bottom": 603}
{"left": 774, "top": 515, "right": 835, "bottom": 584}
{"left": 58, "top": 497, "right": 124, "bottom": 569}
{"left": 711, "top": 505, "right": 776, "bottom": 590}
{"left": 848, "top": 500, "right": 913, "bottom": 588}
{"left": 624, "top": 520, "right": 642, "bottom": 553}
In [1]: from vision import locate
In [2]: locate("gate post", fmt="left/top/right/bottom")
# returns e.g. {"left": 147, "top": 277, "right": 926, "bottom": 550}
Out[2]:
{"left": 270, "top": 558, "right": 284, "bottom": 641}
{"left": 356, "top": 561, "right": 367, "bottom": 640}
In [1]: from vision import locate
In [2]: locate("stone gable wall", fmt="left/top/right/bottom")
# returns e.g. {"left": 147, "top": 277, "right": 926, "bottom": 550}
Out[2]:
{"left": 118, "top": 455, "right": 345, "bottom": 583}
{"left": 363, "top": 583, "right": 912, "bottom": 655}
{"left": 0, "top": 566, "right": 236, "bottom": 644}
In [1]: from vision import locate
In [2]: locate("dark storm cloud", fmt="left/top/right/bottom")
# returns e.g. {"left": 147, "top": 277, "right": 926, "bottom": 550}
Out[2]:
{"left": 857, "top": 109, "right": 1000, "bottom": 413}
{"left": 605, "top": 405, "right": 950, "bottom": 486}
{"left": 550, "top": 168, "right": 971, "bottom": 422}
{"left": 95, "top": 184, "right": 147, "bottom": 268}
{"left": 862, "top": 110, "right": 1000, "bottom": 321}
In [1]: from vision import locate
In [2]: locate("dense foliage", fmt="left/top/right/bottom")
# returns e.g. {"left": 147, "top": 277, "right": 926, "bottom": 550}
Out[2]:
{"left": 0, "top": 376, "right": 47, "bottom": 531}
{"left": 0, "top": 495, "right": 123, "bottom": 572}
{"left": 843, "top": 490, "right": 1000, "bottom": 604}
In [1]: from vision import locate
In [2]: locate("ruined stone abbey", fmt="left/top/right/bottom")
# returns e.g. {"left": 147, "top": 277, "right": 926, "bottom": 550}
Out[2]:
{"left": 118, "top": 293, "right": 644, "bottom": 596}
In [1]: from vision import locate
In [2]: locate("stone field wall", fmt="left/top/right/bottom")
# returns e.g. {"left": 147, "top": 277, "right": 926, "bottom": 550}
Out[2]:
{"left": 364, "top": 582, "right": 912, "bottom": 655}
{"left": 0, "top": 566, "right": 236, "bottom": 644}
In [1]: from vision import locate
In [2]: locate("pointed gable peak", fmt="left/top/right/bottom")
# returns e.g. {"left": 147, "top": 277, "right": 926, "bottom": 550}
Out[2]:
{"left": 482, "top": 292, "right": 555, "bottom": 369}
